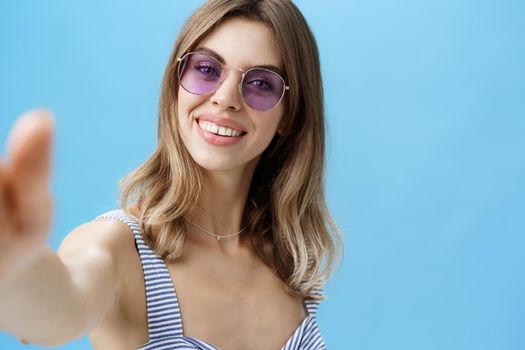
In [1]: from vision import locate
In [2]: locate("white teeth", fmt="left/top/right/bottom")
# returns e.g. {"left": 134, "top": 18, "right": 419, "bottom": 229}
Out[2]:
{"left": 198, "top": 120, "right": 244, "bottom": 137}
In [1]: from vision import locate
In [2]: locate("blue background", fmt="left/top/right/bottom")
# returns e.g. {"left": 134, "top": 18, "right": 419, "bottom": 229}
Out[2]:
{"left": 1, "top": 0, "right": 524, "bottom": 349}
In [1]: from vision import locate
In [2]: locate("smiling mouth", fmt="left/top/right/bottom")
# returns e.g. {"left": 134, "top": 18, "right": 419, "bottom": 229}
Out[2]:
{"left": 197, "top": 119, "right": 247, "bottom": 137}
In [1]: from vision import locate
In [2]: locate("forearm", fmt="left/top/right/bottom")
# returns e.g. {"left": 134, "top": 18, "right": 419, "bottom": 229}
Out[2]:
{"left": 0, "top": 245, "right": 88, "bottom": 346}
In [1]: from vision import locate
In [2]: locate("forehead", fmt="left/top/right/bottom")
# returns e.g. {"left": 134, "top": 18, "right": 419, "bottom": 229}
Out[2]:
{"left": 196, "top": 17, "right": 283, "bottom": 70}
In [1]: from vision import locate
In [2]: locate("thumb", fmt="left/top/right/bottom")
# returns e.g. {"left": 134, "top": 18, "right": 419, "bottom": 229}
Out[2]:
{"left": 5, "top": 109, "right": 55, "bottom": 188}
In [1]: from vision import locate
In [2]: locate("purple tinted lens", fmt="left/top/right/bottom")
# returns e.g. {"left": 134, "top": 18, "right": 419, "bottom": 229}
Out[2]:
{"left": 178, "top": 53, "right": 222, "bottom": 95}
{"left": 242, "top": 69, "right": 285, "bottom": 111}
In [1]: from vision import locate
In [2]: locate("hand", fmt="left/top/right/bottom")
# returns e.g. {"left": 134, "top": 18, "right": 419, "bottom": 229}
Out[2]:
{"left": 0, "top": 110, "right": 54, "bottom": 280}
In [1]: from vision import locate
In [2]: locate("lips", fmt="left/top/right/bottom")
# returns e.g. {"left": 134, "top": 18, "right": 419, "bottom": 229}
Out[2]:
{"left": 198, "top": 120, "right": 246, "bottom": 137}
{"left": 195, "top": 115, "right": 248, "bottom": 133}
{"left": 194, "top": 118, "right": 246, "bottom": 146}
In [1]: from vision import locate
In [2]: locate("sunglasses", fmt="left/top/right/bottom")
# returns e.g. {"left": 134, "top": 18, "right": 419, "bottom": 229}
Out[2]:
{"left": 177, "top": 52, "right": 289, "bottom": 111}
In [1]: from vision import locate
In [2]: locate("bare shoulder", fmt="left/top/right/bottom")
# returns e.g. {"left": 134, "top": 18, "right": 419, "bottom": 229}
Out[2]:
{"left": 56, "top": 214, "right": 141, "bottom": 288}
{"left": 55, "top": 213, "right": 147, "bottom": 343}
{"left": 56, "top": 214, "right": 148, "bottom": 348}
{"left": 58, "top": 216, "right": 135, "bottom": 261}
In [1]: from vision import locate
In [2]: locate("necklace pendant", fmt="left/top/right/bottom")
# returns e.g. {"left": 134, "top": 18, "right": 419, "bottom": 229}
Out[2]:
{"left": 216, "top": 235, "right": 221, "bottom": 241}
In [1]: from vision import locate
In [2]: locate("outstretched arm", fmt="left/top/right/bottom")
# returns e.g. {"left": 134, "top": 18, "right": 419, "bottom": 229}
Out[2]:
{"left": 0, "top": 111, "right": 120, "bottom": 346}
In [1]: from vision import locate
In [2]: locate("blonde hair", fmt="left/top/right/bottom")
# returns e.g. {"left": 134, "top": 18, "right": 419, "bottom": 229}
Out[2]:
{"left": 120, "top": 0, "right": 342, "bottom": 299}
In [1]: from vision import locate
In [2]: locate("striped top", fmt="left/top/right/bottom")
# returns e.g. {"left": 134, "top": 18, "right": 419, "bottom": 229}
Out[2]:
{"left": 95, "top": 210, "right": 326, "bottom": 350}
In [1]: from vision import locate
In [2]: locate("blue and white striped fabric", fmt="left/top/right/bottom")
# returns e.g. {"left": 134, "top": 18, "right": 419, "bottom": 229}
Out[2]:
{"left": 96, "top": 210, "right": 326, "bottom": 350}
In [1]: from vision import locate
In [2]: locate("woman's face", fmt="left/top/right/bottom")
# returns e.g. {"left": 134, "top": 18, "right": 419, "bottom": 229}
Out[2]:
{"left": 177, "top": 17, "right": 285, "bottom": 174}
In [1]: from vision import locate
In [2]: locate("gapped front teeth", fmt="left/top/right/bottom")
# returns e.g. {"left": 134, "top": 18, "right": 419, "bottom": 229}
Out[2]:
{"left": 199, "top": 120, "right": 243, "bottom": 137}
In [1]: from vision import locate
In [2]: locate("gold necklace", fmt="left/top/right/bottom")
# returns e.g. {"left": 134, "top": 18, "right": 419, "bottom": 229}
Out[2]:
{"left": 184, "top": 217, "right": 247, "bottom": 241}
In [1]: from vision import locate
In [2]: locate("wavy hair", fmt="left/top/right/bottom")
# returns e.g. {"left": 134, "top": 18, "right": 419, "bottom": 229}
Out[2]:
{"left": 120, "top": 0, "right": 342, "bottom": 299}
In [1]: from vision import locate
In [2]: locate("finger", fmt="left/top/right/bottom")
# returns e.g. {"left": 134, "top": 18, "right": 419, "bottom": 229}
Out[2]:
{"left": 6, "top": 109, "right": 55, "bottom": 189}
{"left": 0, "top": 163, "right": 7, "bottom": 233}
{"left": 4, "top": 110, "right": 54, "bottom": 234}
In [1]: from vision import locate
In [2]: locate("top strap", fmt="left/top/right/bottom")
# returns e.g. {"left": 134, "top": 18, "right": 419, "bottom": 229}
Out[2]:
{"left": 303, "top": 282, "right": 323, "bottom": 317}
{"left": 94, "top": 210, "right": 184, "bottom": 340}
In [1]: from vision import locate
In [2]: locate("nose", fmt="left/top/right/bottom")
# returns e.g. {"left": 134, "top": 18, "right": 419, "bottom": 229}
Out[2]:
{"left": 210, "top": 70, "right": 242, "bottom": 112}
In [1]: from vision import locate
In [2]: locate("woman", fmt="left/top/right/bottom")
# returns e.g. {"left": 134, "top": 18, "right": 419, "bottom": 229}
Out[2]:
{"left": 0, "top": 0, "right": 341, "bottom": 349}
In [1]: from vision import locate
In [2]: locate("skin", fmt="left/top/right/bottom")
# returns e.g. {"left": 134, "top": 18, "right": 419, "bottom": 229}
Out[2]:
{"left": 0, "top": 18, "right": 307, "bottom": 350}
{"left": 176, "top": 17, "right": 285, "bottom": 249}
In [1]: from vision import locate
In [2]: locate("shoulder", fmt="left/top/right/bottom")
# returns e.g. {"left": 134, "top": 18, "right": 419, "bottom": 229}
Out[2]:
{"left": 55, "top": 211, "right": 147, "bottom": 343}
{"left": 59, "top": 211, "right": 134, "bottom": 252}
{"left": 57, "top": 210, "right": 140, "bottom": 279}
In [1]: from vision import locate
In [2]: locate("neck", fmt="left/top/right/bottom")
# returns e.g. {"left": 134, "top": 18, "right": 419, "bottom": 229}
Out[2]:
{"left": 185, "top": 157, "right": 259, "bottom": 249}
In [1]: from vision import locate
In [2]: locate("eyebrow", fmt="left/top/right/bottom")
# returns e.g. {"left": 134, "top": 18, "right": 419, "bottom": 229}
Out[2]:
{"left": 194, "top": 46, "right": 285, "bottom": 77}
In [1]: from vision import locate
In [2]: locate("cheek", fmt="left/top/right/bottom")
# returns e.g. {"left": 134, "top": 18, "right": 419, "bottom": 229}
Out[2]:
{"left": 252, "top": 108, "right": 284, "bottom": 149}
{"left": 176, "top": 91, "right": 208, "bottom": 150}
{"left": 262, "top": 105, "right": 285, "bottom": 134}
{"left": 177, "top": 89, "right": 207, "bottom": 118}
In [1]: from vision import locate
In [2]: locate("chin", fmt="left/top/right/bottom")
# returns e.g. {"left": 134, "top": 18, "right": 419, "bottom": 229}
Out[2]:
{"left": 191, "top": 154, "right": 242, "bottom": 172}
{"left": 190, "top": 152, "right": 261, "bottom": 175}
